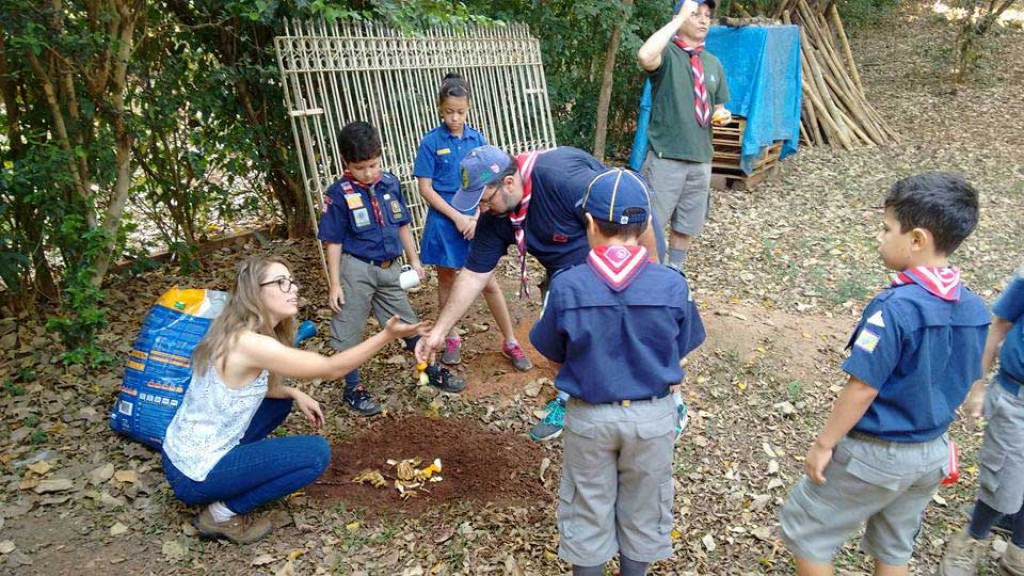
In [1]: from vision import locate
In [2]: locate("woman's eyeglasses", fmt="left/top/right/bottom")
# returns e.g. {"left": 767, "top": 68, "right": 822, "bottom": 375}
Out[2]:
{"left": 260, "top": 277, "right": 300, "bottom": 293}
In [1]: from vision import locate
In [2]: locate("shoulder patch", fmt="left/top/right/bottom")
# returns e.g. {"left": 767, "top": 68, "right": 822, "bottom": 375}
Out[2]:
{"left": 854, "top": 328, "right": 880, "bottom": 353}
{"left": 866, "top": 310, "right": 885, "bottom": 328}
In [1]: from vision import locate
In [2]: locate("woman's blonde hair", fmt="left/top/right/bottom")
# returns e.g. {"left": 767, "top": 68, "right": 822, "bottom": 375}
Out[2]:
{"left": 192, "top": 256, "right": 297, "bottom": 382}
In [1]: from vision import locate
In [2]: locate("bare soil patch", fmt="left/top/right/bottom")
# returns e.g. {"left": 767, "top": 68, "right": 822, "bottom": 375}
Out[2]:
{"left": 309, "top": 415, "right": 549, "bottom": 516}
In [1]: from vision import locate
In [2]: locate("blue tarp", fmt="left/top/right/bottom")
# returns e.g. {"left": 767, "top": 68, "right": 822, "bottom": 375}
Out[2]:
{"left": 630, "top": 25, "right": 802, "bottom": 175}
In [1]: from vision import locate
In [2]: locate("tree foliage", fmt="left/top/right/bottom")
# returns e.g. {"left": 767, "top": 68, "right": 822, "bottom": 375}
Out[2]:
{"left": 0, "top": 0, "right": 944, "bottom": 361}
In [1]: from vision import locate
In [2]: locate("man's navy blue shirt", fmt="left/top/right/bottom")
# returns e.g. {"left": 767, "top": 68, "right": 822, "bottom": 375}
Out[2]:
{"left": 529, "top": 263, "right": 706, "bottom": 404}
{"left": 842, "top": 283, "right": 990, "bottom": 442}
{"left": 317, "top": 173, "right": 411, "bottom": 261}
{"left": 464, "top": 147, "right": 605, "bottom": 274}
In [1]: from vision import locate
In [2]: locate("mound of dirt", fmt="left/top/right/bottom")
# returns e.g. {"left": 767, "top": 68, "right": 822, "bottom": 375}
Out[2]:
{"left": 309, "top": 415, "right": 550, "bottom": 515}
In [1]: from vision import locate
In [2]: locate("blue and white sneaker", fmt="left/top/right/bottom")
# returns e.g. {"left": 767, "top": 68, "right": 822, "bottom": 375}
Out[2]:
{"left": 529, "top": 399, "right": 565, "bottom": 442}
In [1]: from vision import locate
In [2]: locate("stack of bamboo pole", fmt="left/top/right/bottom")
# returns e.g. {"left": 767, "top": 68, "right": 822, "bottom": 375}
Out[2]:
{"left": 774, "top": 0, "right": 900, "bottom": 148}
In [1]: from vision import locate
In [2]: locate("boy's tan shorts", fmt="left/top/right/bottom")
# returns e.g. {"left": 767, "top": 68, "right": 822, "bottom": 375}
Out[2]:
{"left": 978, "top": 379, "right": 1024, "bottom": 513}
{"left": 329, "top": 253, "right": 418, "bottom": 351}
{"left": 779, "top": 434, "right": 949, "bottom": 566}
{"left": 558, "top": 395, "right": 676, "bottom": 566}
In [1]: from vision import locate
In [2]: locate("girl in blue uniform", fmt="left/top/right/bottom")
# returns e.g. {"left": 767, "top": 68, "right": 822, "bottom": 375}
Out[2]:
{"left": 413, "top": 73, "right": 532, "bottom": 371}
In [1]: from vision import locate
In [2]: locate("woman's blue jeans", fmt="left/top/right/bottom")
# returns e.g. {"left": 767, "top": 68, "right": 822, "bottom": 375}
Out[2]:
{"left": 162, "top": 398, "right": 331, "bottom": 514}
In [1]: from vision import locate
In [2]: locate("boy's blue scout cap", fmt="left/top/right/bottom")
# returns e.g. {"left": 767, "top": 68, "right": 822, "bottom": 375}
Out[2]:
{"left": 577, "top": 169, "right": 651, "bottom": 225}
{"left": 452, "top": 145, "right": 512, "bottom": 212}
{"left": 674, "top": 0, "right": 716, "bottom": 13}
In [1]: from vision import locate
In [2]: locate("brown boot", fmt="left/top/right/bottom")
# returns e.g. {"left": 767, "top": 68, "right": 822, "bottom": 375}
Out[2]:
{"left": 936, "top": 529, "right": 985, "bottom": 576}
{"left": 195, "top": 508, "right": 272, "bottom": 544}
{"left": 1000, "top": 543, "right": 1024, "bottom": 576}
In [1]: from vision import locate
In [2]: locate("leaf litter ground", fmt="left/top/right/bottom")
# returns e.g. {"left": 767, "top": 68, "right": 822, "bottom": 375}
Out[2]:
{"left": 1, "top": 3, "right": 1023, "bottom": 574}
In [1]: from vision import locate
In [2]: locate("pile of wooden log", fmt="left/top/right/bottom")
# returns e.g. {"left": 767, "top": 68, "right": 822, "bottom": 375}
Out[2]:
{"left": 774, "top": 0, "right": 900, "bottom": 148}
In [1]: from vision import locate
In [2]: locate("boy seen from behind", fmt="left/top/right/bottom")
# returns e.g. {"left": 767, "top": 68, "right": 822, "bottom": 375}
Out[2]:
{"left": 529, "top": 169, "right": 706, "bottom": 576}
{"left": 779, "top": 172, "right": 990, "bottom": 576}
{"left": 318, "top": 121, "right": 465, "bottom": 416}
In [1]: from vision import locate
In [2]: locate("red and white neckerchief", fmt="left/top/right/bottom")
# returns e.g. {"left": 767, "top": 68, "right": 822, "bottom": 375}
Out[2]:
{"left": 892, "top": 266, "right": 962, "bottom": 302}
{"left": 586, "top": 245, "right": 649, "bottom": 292}
{"left": 672, "top": 37, "right": 711, "bottom": 128}
{"left": 511, "top": 151, "right": 542, "bottom": 299}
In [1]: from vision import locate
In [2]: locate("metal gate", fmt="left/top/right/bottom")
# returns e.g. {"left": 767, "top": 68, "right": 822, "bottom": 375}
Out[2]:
{"left": 275, "top": 21, "right": 557, "bottom": 278}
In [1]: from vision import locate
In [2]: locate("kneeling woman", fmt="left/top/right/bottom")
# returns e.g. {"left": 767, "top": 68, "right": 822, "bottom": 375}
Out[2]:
{"left": 161, "top": 256, "right": 426, "bottom": 544}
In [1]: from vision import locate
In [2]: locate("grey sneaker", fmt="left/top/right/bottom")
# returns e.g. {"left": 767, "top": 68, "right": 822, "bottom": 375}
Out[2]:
{"left": 501, "top": 341, "right": 533, "bottom": 372}
{"left": 425, "top": 364, "right": 466, "bottom": 393}
{"left": 936, "top": 529, "right": 985, "bottom": 576}
{"left": 529, "top": 399, "right": 564, "bottom": 442}
{"left": 195, "top": 509, "right": 272, "bottom": 544}
{"left": 441, "top": 336, "right": 462, "bottom": 365}
{"left": 1001, "top": 543, "right": 1024, "bottom": 576}
{"left": 344, "top": 387, "right": 382, "bottom": 417}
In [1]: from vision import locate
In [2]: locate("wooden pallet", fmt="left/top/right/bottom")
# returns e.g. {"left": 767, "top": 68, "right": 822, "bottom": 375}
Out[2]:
{"left": 710, "top": 117, "right": 783, "bottom": 191}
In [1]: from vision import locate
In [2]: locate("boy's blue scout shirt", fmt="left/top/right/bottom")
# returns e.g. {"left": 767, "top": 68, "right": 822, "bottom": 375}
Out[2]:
{"left": 317, "top": 172, "right": 411, "bottom": 262}
{"left": 528, "top": 251, "right": 706, "bottom": 404}
{"left": 993, "top": 266, "right": 1024, "bottom": 390}
{"left": 842, "top": 275, "right": 990, "bottom": 442}
{"left": 464, "top": 147, "right": 604, "bottom": 275}
{"left": 412, "top": 124, "right": 486, "bottom": 195}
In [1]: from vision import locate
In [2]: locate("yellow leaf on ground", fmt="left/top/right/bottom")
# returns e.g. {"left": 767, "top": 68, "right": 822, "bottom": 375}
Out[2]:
{"left": 113, "top": 470, "right": 137, "bottom": 484}
{"left": 345, "top": 521, "right": 360, "bottom": 532}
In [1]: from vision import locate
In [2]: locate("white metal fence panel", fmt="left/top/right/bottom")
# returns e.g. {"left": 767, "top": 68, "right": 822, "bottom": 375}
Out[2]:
{"left": 275, "top": 21, "right": 557, "bottom": 277}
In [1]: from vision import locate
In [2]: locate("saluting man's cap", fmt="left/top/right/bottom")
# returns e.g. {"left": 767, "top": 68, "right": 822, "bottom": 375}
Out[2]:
{"left": 452, "top": 145, "right": 512, "bottom": 212}
{"left": 578, "top": 169, "right": 652, "bottom": 225}
{"left": 674, "top": 0, "right": 716, "bottom": 13}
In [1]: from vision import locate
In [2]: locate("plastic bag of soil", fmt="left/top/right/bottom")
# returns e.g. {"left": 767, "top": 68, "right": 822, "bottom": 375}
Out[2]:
{"left": 108, "top": 287, "right": 227, "bottom": 448}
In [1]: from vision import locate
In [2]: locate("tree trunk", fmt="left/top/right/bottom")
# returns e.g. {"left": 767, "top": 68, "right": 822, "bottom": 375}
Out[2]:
{"left": 593, "top": 0, "right": 633, "bottom": 163}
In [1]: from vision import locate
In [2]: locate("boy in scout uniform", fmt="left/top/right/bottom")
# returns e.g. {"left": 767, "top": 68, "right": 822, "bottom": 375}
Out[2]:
{"left": 319, "top": 121, "right": 465, "bottom": 416}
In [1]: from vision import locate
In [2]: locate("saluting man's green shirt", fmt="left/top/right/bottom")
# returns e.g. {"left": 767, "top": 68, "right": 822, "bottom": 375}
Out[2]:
{"left": 647, "top": 43, "right": 730, "bottom": 165}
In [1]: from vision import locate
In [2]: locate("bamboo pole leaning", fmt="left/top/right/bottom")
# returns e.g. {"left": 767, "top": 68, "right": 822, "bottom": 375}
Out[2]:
{"left": 781, "top": 0, "right": 899, "bottom": 147}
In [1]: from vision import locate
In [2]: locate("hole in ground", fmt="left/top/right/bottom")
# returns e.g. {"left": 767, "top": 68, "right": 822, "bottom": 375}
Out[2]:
{"left": 309, "top": 415, "right": 549, "bottom": 516}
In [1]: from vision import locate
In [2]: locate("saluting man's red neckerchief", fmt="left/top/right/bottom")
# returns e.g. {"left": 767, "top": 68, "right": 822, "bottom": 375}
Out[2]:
{"left": 672, "top": 37, "right": 711, "bottom": 128}
{"left": 586, "top": 245, "right": 649, "bottom": 292}
{"left": 511, "top": 151, "right": 542, "bottom": 299}
{"left": 892, "top": 266, "right": 962, "bottom": 302}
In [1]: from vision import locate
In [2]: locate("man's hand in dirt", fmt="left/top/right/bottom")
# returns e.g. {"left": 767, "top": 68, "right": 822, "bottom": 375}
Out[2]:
{"left": 328, "top": 284, "right": 345, "bottom": 312}
{"left": 414, "top": 329, "right": 444, "bottom": 366}
{"left": 805, "top": 440, "right": 833, "bottom": 485}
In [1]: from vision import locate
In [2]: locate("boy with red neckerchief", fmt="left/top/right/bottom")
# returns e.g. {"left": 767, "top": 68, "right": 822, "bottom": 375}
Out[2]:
{"left": 779, "top": 173, "right": 990, "bottom": 576}
{"left": 529, "top": 169, "right": 705, "bottom": 576}
{"left": 318, "top": 121, "right": 465, "bottom": 417}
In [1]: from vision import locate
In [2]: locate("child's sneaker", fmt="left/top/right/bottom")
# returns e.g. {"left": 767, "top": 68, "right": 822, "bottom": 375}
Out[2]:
{"left": 425, "top": 364, "right": 466, "bottom": 393}
{"left": 937, "top": 529, "right": 985, "bottom": 576}
{"left": 529, "top": 399, "right": 564, "bottom": 442}
{"left": 441, "top": 335, "right": 462, "bottom": 365}
{"left": 1000, "top": 543, "right": 1024, "bottom": 576}
{"left": 344, "top": 386, "right": 382, "bottom": 416}
{"left": 501, "top": 341, "right": 534, "bottom": 372}
{"left": 674, "top": 402, "right": 689, "bottom": 442}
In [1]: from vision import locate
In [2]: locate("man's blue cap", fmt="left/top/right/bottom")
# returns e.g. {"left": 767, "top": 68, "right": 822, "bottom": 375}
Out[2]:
{"left": 577, "top": 169, "right": 652, "bottom": 225}
{"left": 674, "top": 0, "right": 716, "bottom": 13}
{"left": 451, "top": 145, "right": 512, "bottom": 212}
